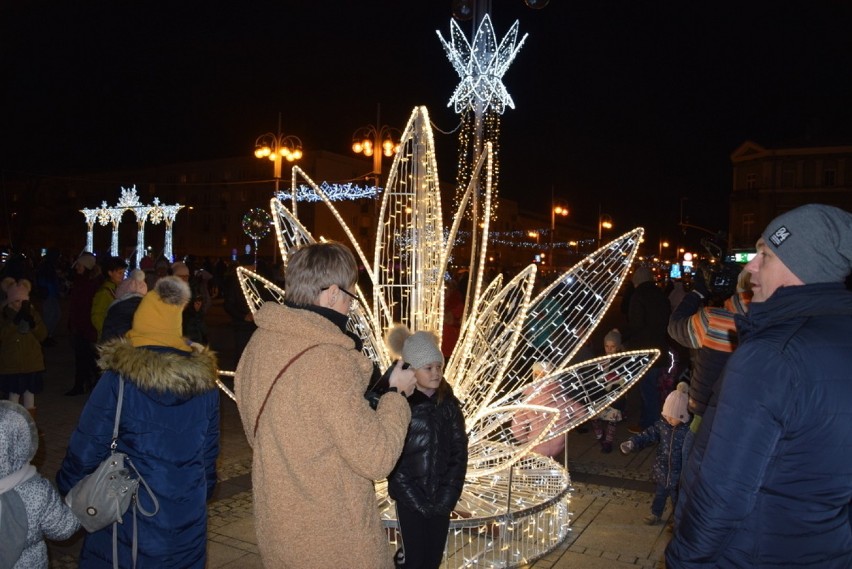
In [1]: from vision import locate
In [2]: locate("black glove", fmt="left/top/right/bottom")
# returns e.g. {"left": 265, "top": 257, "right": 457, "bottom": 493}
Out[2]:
{"left": 693, "top": 269, "right": 710, "bottom": 300}
{"left": 13, "top": 301, "right": 34, "bottom": 327}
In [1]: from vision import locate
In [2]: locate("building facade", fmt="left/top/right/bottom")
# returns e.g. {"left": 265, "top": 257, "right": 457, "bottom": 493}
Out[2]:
{"left": 729, "top": 140, "right": 852, "bottom": 250}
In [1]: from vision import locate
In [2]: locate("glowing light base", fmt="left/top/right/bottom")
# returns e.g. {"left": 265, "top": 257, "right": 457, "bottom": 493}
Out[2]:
{"left": 380, "top": 453, "right": 572, "bottom": 569}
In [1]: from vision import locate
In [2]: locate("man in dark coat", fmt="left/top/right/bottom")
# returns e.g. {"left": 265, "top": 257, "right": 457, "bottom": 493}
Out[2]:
{"left": 666, "top": 204, "right": 852, "bottom": 568}
{"left": 623, "top": 266, "right": 671, "bottom": 431}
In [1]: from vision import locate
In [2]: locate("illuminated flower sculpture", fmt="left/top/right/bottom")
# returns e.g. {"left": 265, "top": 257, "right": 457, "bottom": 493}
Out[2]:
{"left": 223, "top": 106, "right": 659, "bottom": 568}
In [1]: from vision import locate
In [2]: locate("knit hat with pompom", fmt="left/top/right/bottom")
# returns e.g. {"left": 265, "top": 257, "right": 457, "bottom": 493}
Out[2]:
{"left": 127, "top": 276, "right": 191, "bottom": 352}
{"left": 115, "top": 269, "right": 148, "bottom": 299}
{"left": 1, "top": 278, "right": 31, "bottom": 307}
{"left": 386, "top": 324, "right": 444, "bottom": 370}
{"left": 662, "top": 382, "right": 690, "bottom": 423}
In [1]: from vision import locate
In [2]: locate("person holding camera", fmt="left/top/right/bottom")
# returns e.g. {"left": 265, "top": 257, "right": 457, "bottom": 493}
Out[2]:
{"left": 666, "top": 204, "right": 852, "bottom": 568}
{"left": 667, "top": 263, "right": 752, "bottom": 459}
{"left": 234, "top": 242, "right": 416, "bottom": 569}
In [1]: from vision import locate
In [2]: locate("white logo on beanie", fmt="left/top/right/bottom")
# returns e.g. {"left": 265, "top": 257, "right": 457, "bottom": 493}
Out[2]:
{"left": 768, "top": 226, "right": 791, "bottom": 247}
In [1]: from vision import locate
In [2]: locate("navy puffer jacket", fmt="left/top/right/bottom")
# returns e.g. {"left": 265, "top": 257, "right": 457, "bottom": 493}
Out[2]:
{"left": 628, "top": 418, "right": 689, "bottom": 489}
{"left": 667, "top": 283, "right": 852, "bottom": 568}
{"left": 57, "top": 340, "right": 220, "bottom": 569}
{"left": 388, "top": 381, "right": 468, "bottom": 518}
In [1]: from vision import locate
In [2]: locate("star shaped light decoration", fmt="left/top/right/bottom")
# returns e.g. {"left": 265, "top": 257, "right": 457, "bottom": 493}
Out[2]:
{"left": 225, "top": 106, "right": 659, "bottom": 568}
{"left": 437, "top": 14, "right": 528, "bottom": 114}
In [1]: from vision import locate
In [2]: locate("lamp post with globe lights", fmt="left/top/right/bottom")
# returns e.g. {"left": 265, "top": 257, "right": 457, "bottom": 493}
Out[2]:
{"left": 550, "top": 202, "right": 568, "bottom": 267}
{"left": 351, "top": 107, "right": 401, "bottom": 187}
{"left": 254, "top": 119, "right": 303, "bottom": 214}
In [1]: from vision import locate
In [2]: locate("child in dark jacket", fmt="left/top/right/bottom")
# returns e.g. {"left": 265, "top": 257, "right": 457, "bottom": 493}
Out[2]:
{"left": 100, "top": 269, "right": 148, "bottom": 343}
{"left": 386, "top": 326, "right": 468, "bottom": 569}
{"left": 620, "top": 381, "right": 690, "bottom": 526}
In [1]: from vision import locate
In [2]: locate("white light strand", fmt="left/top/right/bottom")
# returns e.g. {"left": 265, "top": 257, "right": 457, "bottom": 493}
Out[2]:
{"left": 275, "top": 182, "right": 379, "bottom": 203}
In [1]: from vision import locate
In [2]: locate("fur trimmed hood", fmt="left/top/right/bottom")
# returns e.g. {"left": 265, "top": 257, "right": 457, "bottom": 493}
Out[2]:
{"left": 98, "top": 338, "right": 219, "bottom": 397}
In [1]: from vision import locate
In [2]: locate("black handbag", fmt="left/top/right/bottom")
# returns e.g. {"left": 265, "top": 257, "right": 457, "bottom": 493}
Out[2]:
{"left": 65, "top": 377, "right": 159, "bottom": 568}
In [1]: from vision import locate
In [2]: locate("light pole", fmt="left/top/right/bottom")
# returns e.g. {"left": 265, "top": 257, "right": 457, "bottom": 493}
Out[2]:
{"left": 598, "top": 214, "right": 613, "bottom": 247}
{"left": 254, "top": 120, "right": 303, "bottom": 214}
{"left": 351, "top": 105, "right": 401, "bottom": 187}
{"left": 550, "top": 197, "right": 568, "bottom": 268}
{"left": 527, "top": 230, "right": 540, "bottom": 262}
{"left": 659, "top": 239, "right": 670, "bottom": 260}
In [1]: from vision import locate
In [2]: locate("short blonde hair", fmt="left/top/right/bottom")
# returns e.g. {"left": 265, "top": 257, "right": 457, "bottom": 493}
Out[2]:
{"left": 285, "top": 242, "right": 358, "bottom": 306}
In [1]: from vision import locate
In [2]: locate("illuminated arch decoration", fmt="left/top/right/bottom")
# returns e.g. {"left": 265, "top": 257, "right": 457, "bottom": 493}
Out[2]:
{"left": 80, "top": 186, "right": 184, "bottom": 265}
{"left": 222, "top": 107, "right": 659, "bottom": 568}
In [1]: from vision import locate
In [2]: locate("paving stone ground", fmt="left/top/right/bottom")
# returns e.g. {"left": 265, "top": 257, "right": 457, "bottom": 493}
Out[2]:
{"left": 35, "top": 297, "right": 670, "bottom": 568}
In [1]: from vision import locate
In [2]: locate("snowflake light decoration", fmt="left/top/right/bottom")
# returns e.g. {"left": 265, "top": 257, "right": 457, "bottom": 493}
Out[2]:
{"left": 222, "top": 107, "right": 658, "bottom": 568}
{"left": 437, "top": 14, "right": 528, "bottom": 114}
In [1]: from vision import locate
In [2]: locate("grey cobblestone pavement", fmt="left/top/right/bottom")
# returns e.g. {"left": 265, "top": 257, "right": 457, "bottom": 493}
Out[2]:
{"left": 35, "top": 299, "right": 669, "bottom": 568}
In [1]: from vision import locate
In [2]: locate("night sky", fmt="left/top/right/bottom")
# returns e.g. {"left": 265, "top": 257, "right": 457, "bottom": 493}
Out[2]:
{"left": 3, "top": 1, "right": 852, "bottom": 250}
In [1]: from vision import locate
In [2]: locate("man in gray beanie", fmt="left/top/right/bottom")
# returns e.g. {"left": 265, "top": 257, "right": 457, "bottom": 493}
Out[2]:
{"left": 667, "top": 204, "right": 852, "bottom": 568}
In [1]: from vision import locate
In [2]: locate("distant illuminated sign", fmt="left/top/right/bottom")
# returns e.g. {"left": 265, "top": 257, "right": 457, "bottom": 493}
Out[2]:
{"left": 730, "top": 252, "right": 757, "bottom": 263}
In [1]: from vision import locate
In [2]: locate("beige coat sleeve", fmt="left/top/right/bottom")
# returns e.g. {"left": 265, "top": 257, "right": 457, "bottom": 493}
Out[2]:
{"left": 311, "top": 348, "right": 412, "bottom": 481}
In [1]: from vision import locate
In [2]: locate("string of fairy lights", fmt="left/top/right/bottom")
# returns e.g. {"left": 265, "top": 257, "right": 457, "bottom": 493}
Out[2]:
{"left": 454, "top": 108, "right": 502, "bottom": 222}
{"left": 274, "top": 181, "right": 379, "bottom": 203}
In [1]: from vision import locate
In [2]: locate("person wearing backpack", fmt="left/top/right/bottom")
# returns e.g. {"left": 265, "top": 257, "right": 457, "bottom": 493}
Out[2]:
{"left": 0, "top": 401, "right": 79, "bottom": 569}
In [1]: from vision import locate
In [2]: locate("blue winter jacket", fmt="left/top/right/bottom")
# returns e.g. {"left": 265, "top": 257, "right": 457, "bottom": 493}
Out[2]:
{"left": 666, "top": 283, "right": 852, "bottom": 568}
{"left": 629, "top": 418, "right": 688, "bottom": 490}
{"left": 57, "top": 340, "right": 220, "bottom": 569}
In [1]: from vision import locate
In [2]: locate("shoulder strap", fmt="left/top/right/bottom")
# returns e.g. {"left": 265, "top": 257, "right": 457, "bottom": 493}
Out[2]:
{"left": 111, "top": 377, "right": 125, "bottom": 450}
{"left": 253, "top": 345, "right": 320, "bottom": 437}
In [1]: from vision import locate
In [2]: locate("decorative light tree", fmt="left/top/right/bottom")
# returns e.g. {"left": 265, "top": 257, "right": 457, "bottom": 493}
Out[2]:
{"left": 438, "top": 12, "right": 527, "bottom": 317}
{"left": 219, "top": 106, "right": 659, "bottom": 568}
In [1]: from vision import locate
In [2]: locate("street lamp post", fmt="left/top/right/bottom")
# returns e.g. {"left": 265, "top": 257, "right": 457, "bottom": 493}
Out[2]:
{"left": 351, "top": 105, "right": 401, "bottom": 187}
{"left": 254, "top": 118, "right": 303, "bottom": 214}
{"left": 659, "top": 239, "right": 670, "bottom": 259}
{"left": 598, "top": 214, "right": 613, "bottom": 247}
{"left": 550, "top": 197, "right": 568, "bottom": 268}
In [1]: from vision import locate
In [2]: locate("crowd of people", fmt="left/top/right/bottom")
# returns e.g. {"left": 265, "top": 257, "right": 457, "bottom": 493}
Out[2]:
{"left": 1, "top": 203, "right": 851, "bottom": 568}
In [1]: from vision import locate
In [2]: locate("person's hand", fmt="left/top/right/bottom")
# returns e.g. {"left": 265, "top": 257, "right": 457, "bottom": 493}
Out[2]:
{"left": 619, "top": 440, "right": 634, "bottom": 454}
{"left": 388, "top": 360, "right": 416, "bottom": 397}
